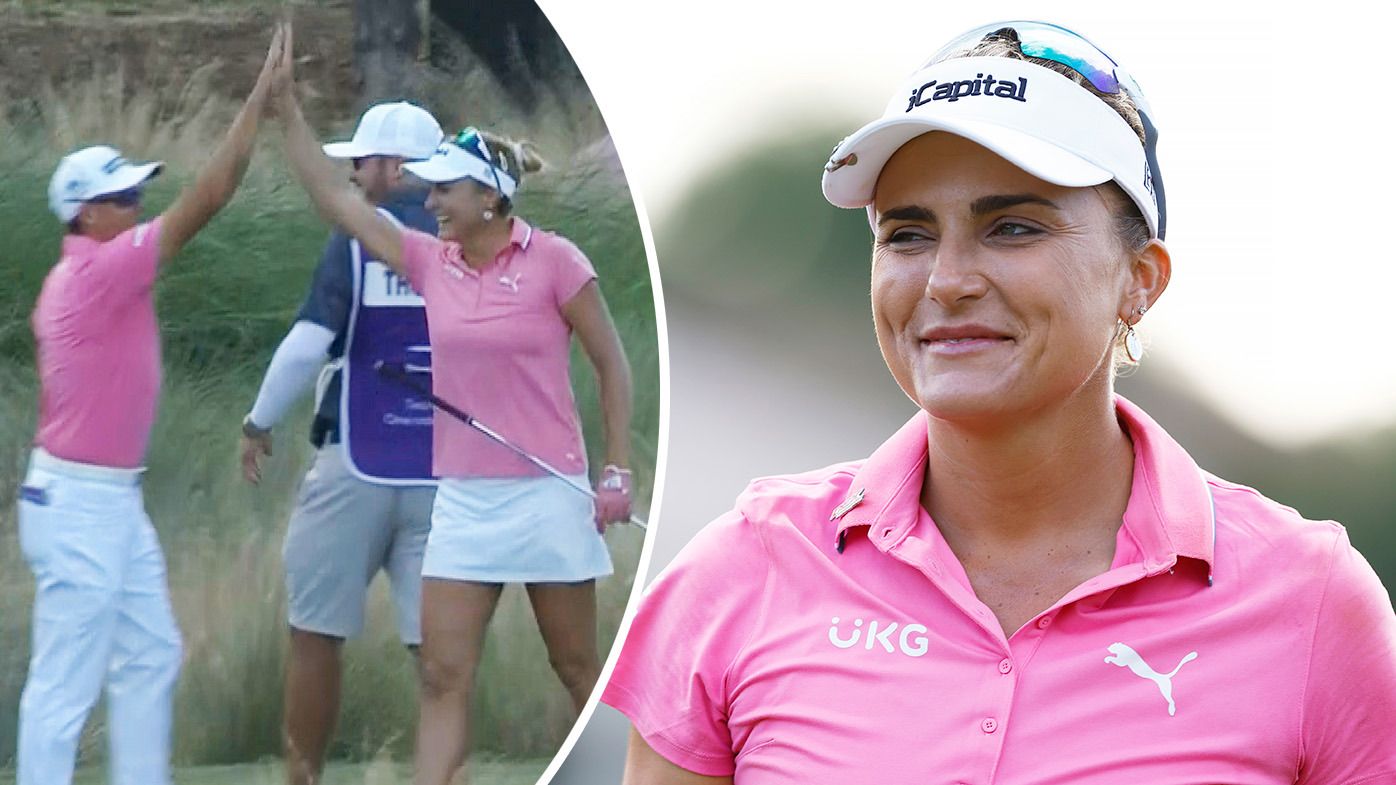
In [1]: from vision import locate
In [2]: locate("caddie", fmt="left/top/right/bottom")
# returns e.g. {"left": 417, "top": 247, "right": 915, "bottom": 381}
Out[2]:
{"left": 237, "top": 100, "right": 443, "bottom": 785}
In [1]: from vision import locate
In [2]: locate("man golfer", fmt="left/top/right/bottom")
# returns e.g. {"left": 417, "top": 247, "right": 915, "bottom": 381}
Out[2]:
{"left": 17, "top": 25, "right": 286, "bottom": 785}
{"left": 238, "top": 100, "right": 443, "bottom": 785}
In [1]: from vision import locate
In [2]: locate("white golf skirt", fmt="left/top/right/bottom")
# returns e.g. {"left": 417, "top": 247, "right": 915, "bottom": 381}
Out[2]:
{"left": 421, "top": 474, "right": 613, "bottom": 584}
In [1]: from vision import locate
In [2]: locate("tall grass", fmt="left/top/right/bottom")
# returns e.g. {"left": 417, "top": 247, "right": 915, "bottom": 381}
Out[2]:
{"left": 0, "top": 30, "right": 657, "bottom": 769}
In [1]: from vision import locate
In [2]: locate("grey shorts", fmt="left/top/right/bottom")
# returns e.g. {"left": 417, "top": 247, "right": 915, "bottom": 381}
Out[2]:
{"left": 282, "top": 445, "right": 434, "bottom": 644}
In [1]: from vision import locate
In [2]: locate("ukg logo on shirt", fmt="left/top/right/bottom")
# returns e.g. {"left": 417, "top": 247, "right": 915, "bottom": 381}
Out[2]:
{"left": 828, "top": 616, "right": 930, "bottom": 657}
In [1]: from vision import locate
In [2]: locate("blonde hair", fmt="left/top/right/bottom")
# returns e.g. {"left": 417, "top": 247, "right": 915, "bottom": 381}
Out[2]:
{"left": 479, "top": 130, "right": 545, "bottom": 181}
{"left": 468, "top": 130, "right": 545, "bottom": 215}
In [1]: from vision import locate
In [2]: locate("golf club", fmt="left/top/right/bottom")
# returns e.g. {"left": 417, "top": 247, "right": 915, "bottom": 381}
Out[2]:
{"left": 374, "top": 360, "right": 648, "bottom": 530}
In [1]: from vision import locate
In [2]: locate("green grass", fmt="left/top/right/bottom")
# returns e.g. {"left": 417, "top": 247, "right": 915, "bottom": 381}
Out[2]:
{"left": 0, "top": 42, "right": 657, "bottom": 769}
{"left": 2, "top": 755, "right": 551, "bottom": 784}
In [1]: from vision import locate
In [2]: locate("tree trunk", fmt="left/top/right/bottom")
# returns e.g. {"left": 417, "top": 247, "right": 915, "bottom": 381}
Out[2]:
{"left": 353, "top": 0, "right": 425, "bottom": 105}
{"left": 432, "top": 0, "right": 586, "bottom": 113}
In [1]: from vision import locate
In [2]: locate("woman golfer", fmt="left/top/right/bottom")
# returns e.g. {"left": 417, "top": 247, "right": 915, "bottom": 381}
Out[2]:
{"left": 267, "top": 29, "right": 634, "bottom": 785}
{"left": 602, "top": 21, "right": 1396, "bottom": 784}
{"left": 16, "top": 25, "right": 287, "bottom": 785}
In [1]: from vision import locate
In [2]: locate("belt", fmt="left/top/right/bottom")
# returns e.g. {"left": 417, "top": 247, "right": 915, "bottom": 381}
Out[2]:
{"left": 29, "top": 448, "right": 144, "bottom": 486}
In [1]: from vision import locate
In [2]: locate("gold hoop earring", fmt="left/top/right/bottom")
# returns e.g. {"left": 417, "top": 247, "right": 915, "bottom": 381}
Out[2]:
{"left": 1123, "top": 305, "right": 1147, "bottom": 364}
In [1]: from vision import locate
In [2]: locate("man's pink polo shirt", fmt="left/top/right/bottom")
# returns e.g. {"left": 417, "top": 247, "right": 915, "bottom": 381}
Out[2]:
{"left": 603, "top": 397, "right": 1396, "bottom": 784}
{"left": 32, "top": 219, "right": 164, "bottom": 469}
{"left": 399, "top": 219, "right": 595, "bottom": 478}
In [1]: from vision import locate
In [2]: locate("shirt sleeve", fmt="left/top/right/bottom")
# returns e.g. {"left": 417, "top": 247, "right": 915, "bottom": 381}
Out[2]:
{"left": 601, "top": 509, "right": 772, "bottom": 777}
{"left": 399, "top": 228, "right": 446, "bottom": 295}
{"left": 90, "top": 218, "right": 163, "bottom": 303}
{"left": 294, "top": 232, "right": 354, "bottom": 332}
{"left": 550, "top": 238, "right": 598, "bottom": 309}
{"left": 247, "top": 321, "right": 337, "bottom": 429}
{"left": 1297, "top": 528, "right": 1396, "bottom": 784}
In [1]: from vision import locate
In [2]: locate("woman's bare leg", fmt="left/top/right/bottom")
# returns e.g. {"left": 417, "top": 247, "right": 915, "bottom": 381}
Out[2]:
{"left": 413, "top": 579, "right": 502, "bottom": 785}
{"left": 526, "top": 581, "right": 600, "bottom": 714}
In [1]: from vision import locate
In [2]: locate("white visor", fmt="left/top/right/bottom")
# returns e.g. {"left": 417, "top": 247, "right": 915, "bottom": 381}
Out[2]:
{"left": 95, "top": 161, "right": 163, "bottom": 195}
{"left": 822, "top": 57, "right": 1158, "bottom": 238}
{"left": 402, "top": 144, "right": 518, "bottom": 198}
{"left": 47, "top": 145, "right": 164, "bottom": 222}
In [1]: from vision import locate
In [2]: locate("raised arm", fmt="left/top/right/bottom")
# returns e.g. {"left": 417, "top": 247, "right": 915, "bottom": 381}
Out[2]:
{"left": 271, "top": 26, "right": 406, "bottom": 275}
{"left": 158, "top": 24, "right": 283, "bottom": 263}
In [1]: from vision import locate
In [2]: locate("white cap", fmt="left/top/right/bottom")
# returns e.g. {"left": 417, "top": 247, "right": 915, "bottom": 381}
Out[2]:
{"left": 48, "top": 145, "right": 163, "bottom": 223}
{"left": 322, "top": 101, "right": 444, "bottom": 161}
{"left": 822, "top": 56, "right": 1159, "bottom": 238}
{"left": 402, "top": 142, "right": 518, "bottom": 198}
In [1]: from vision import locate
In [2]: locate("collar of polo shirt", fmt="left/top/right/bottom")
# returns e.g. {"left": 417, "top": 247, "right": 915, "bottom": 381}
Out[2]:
{"left": 831, "top": 395, "right": 1215, "bottom": 582}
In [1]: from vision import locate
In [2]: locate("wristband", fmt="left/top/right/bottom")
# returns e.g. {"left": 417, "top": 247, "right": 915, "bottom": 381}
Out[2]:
{"left": 601, "top": 464, "right": 631, "bottom": 493}
{"left": 242, "top": 414, "right": 272, "bottom": 439}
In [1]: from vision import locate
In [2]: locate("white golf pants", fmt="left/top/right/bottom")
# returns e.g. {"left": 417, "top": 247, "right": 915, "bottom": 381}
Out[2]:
{"left": 16, "top": 449, "right": 182, "bottom": 785}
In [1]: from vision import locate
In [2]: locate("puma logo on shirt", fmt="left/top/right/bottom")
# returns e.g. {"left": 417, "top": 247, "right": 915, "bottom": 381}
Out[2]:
{"left": 1104, "top": 642, "right": 1198, "bottom": 716}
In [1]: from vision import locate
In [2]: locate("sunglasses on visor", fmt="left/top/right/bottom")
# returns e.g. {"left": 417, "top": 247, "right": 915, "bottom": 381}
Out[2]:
{"left": 926, "top": 21, "right": 1167, "bottom": 238}
{"left": 88, "top": 188, "right": 143, "bottom": 208}
{"left": 452, "top": 127, "right": 506, "bottom": 195}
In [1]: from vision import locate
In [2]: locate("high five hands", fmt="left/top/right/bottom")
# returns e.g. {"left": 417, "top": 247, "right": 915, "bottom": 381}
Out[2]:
{"left": 266, "top": 21, "right": 297, "bottom": 113}
{"left": 244, "top": 22, "right": 288, "bottom": 112}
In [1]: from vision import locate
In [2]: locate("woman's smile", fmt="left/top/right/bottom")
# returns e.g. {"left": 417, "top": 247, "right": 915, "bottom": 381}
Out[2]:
{"left": 872, "top": 132, "right": 1128, "bottom": 419}
{"left": 919, "top": 323, "right": 1015, "bottom": 356}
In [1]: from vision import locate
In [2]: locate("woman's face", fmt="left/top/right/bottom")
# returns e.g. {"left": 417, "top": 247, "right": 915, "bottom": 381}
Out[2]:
{"left": 871, "top": 132, "right": 1136, "bottom": 424}
{"left": 425, "top": 178, "right": 498, "bottom": 243}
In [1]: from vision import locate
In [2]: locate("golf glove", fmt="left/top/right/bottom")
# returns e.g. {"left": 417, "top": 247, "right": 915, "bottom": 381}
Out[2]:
{"left": 594, "top": 464, "right": 632, "bottom": 530}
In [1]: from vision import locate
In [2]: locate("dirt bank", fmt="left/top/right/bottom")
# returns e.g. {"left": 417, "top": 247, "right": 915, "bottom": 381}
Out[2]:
{"left": 0, "top": 5, "right": 357, "bottom": 125}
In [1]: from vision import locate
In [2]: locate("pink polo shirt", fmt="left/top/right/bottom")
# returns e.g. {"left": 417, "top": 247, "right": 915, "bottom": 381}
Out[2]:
{"left": 399, "top": 219, "right": 595, "bottom": 478}
{"left": 603, "top": 397, "right": 1396, "bottom": 784}
{"left": 32, "top": 219, "right": 164, "bottom": 469}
